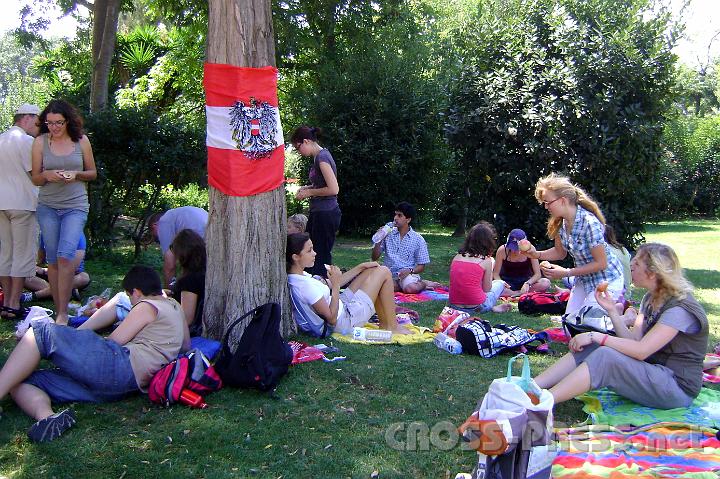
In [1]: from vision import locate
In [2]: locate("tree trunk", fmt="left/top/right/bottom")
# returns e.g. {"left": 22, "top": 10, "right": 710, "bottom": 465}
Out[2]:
{"left": 204, "top": 0, "right": 293, "bottom": 345}
{"left": 90, "top": 0, "right": 121, "bottom": 112}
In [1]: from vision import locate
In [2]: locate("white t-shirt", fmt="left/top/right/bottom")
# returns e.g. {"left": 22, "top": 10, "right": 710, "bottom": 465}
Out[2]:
{"left": 0, "top": 126, "right": 38, "bottom": 211}
{"left": 288, "top": 272, "right": 346, "bottom": 328}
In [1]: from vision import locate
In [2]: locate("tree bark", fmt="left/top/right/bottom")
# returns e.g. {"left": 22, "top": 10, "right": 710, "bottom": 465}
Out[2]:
{"left": 204, "top": 0, "right": 293, "bottom": 345}
{"left": 90, "top": 0, "right": 121, "bottom": 112}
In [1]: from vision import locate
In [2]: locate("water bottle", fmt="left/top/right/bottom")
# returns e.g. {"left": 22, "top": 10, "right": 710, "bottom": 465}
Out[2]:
{"left": 371, "top": 222, "right": 397, "bottom": 244}
{"left": 352, "top": 327, "right": 393, "bottom": 342}
{"left": 179, "top": 389, "right": 208, "bottom": 409}
{"left": 434, "top": 332, "right": 463, "bottom": 354}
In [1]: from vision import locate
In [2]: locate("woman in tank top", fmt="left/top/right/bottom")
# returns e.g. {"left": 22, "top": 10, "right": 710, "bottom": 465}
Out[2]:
{"left": 31, "top": 100, "right": 96, "bottom": 325}
{"left": 493, "top": 228, "right": 551, "bottom": 296}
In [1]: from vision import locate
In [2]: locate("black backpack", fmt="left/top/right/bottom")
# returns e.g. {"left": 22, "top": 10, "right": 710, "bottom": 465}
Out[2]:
{"left": 214, "top": 302, "right": 293, "bottom": 392}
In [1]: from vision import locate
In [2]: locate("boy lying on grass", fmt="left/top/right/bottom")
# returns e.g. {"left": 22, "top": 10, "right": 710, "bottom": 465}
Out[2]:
{"left": 0, "top": 265, "right": 189, "bottom": 442}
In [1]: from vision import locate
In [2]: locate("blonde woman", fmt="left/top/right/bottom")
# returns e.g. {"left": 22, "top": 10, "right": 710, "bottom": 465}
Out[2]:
{"left": 535, "top": 243, "right": 708, "bottom": 409}
{"left": 523, "top": 173, "right": 623, "bottom": 314}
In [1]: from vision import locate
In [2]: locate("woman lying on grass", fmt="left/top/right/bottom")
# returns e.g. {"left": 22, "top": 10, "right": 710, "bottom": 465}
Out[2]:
{"left": 536, "top": 243, "right": 708, "bottom": 409}
{"left": 0, "top": 265, "right": 189, "bottom": 442}
{"left": 287, "top": 232, "right": 409, "bottom": 336}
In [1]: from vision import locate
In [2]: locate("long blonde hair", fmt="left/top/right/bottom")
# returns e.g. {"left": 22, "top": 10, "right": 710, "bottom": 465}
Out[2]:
{"left": 534, "top": 173, "right": 606, "bottom": 239}
{"left": 636, "top": 243, "right": 693, "bottom": 310}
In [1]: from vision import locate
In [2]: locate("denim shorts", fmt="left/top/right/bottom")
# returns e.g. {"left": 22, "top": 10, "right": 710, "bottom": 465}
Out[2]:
{"left": 450, "top": 280, "right": 506, "bottom": 314}
{"left": 36, "top": 204, "right": 87, "bottom": 264}
{"left": 24, "top": 322, "right": 139, "bottom": 404}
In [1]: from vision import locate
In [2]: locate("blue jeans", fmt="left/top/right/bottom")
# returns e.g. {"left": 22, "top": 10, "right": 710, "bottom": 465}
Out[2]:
{"left": 36, "top": 205, "right": 88, "bottom": 264}
{"left": 24, "top": 322, "right": 139, "bottom": 403}
{"left": 450, "top": 280, "right": 506, "bottom": 314}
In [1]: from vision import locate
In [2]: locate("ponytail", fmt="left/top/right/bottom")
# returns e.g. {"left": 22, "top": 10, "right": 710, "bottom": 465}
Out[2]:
{"left": 535, "top": 173, "right": 605, "bottom": 239}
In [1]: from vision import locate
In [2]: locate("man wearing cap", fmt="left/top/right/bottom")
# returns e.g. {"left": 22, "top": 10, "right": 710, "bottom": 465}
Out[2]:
{"left": 0, "top": 104, "right": 41, "bottom": 315}
{"left": 493, "top": 228, "right": 551, "bottom": 296}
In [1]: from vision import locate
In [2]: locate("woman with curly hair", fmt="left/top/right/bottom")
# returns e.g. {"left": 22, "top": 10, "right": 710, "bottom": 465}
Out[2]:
{"left": 448, "top": 222, "right": 511, "bottom": 314}
{"left": 31, "top": 100, "right": 96, "bottom": 325}
{"left": 536, "top": 243, "right": 708, "bottom": 409}
{"left": 523, "top": 173, "right": 623, "bottom": 315}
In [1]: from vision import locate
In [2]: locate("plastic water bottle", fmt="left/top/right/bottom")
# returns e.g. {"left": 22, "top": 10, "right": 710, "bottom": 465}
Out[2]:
{"left": 179, "top": 389, "right": 208, "bottom": 409}
{"left": 434, "top": 332, "right": 463, "bottom": 354}
{"left": 371, "top": 222, "right": 397, "bottom": 244}
{"left": 352, "top": 327, "right": 393, "bottom": 342}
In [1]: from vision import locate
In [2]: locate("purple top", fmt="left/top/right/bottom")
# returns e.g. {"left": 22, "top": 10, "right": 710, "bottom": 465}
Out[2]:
{"left": 309, "top": 149, "right": 339, "bottom": 212}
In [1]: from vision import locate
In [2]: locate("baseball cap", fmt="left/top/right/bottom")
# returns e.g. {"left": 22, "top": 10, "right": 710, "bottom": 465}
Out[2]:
{"left": 15, "top": 103, "right": 41, "bottom": 115}
{"left": 505, "top": 228, "right": 526, "bottom": 252}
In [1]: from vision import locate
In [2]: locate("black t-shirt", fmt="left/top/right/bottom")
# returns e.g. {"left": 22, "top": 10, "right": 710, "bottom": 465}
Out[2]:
{"left": 172, "top": 271, "right": 205, "bottom": 337}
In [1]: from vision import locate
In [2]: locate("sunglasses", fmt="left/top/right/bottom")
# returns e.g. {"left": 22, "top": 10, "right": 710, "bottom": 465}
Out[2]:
{"left": 45, "top": 120, "right": 66, "bottom": 127}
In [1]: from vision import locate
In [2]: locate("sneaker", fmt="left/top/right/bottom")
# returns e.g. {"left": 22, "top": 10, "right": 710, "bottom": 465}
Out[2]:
{"left": 28, "top": 409, "right": 76, "bottom": 442}
{"left": 20, "top": 292, "right": 34, "bottom": 303}
{"left": 15, "top": 306, "right": 54, "bottom": 340}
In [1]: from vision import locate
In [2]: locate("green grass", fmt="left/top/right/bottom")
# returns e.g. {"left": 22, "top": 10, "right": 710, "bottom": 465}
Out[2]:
{"left": 0, "top": 220, "right": 718, "bottom": 478}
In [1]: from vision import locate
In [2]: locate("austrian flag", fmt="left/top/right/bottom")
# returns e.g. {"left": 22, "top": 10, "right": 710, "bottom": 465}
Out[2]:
{"left": 204, "top": 63, "right": 285, "bottom": 197}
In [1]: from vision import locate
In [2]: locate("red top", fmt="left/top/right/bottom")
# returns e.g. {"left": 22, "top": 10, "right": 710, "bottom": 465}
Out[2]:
{"left": 449, "top": 259, "right": 487, "bottom": 306}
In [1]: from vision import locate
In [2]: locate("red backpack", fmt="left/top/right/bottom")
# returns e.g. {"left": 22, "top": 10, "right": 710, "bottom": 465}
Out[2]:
{"left": 517, "top": 291, "right": 570, "bottom": 315}
{"left": 148, "top": 349, "right": 222, "bottom": 406}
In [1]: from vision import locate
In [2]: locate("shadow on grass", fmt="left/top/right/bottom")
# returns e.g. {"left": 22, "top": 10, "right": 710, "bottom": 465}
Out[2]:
{"left": 686, "top": 269, "right": 720, "bottom": 290}
{"left": 646, "top": 223, "right": 716, "bottom": 234}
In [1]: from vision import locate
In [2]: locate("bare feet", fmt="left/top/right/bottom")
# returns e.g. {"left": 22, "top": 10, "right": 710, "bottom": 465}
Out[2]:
{"left": 55, "top": 313, "right": 68, "bottom": 326}
{"left": 491, "top": 303, "right": 512, "bottom": 313}
{"left": 390, "top": 325, "right": 412, "bottom": 335}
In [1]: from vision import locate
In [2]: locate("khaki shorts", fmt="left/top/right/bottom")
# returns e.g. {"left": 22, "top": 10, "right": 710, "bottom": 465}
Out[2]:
{"left": 0, "top": 209, "right": 38, "bottom": 277}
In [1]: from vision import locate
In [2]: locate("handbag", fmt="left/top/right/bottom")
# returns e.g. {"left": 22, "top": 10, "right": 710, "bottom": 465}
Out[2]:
{"left": 562, "top": 305, "right": 616, "bottom": 338}
{"left": 459, "top": 354, "right": 554, "bottom": 479}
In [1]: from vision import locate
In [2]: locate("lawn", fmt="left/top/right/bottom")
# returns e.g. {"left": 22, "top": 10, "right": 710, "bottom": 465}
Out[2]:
{"left": 0, "top": 219, "right": 718, "bottom": 478}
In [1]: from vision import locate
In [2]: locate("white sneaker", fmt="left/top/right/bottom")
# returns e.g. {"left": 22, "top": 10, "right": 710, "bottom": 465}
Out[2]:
{"left": 15, "top": 306, "right": 55, "bottom": 340}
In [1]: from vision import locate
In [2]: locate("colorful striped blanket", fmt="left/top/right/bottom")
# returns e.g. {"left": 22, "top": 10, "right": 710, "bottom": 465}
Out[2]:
{"left": 394, "top": 285, "right": 449, "bottom": 303}
{"left": 578, "top": 387, "right": 720, "bottom": 428}
{"left": 552, "top": 423, "right": 720, "bottom": 478}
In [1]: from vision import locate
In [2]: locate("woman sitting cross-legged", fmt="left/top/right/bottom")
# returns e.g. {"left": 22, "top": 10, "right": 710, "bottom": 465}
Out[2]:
{"left": 448, "top": 222, "right": 512, "bottom": 314}
{"left": 287, "top": 232, "right": 409, "bottom": 336}
{"left": 0, "top": 265, "right": 190, "bottom": 442}
{"left": 535, "top": 243, "right": 708, "bottom": 409}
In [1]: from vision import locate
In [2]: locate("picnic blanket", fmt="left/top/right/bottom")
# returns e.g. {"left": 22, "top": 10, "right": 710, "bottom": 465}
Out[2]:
{"left": 578, "top": 387, "right": 720, "bottom": 428}
{"left": 552, "top": 422, "right": 720, "bottom": 478}
{"left": 705, "top": 353, "right": 720, "bottom": 384}
{"left": 394, "top": 285, "right": 449, "bottom": 303}
{"left": 331, "top": 323, "right": 435, "bottom": 345}
{"left": 543, "top": 326, "right": 569, "bottom": 344}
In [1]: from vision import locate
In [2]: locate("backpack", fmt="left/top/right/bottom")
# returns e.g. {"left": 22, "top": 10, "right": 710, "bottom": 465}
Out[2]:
{"left": 455, "top": 319, "right": 543, "bottom": 358}
{"left": 289, "top": 289, "right": 331, "bottom": 338}
{"left": 214, "top": 302, "right": 293, "bottom": 392}
{"left": 148, "top": 349, "right": 222, "bottom": 406}
{"left": 517, "top": 291, "right": 570, "bottom": 315}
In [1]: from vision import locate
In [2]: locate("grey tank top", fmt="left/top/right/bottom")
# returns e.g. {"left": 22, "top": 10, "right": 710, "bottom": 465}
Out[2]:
{"left": 39, "top": 134, "right": 89, "bottom": 211}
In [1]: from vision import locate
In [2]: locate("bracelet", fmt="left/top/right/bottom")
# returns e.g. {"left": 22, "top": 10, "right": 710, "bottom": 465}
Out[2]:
{"left": 600, "top": 334, "right": 609, "bottom": 346}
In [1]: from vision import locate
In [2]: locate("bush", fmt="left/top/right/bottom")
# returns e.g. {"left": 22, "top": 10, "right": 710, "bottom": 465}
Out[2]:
{"left": 444, "top": 0, "right": 677, "bottom": 247}
{"left": 85, "top": 106, "right": 206, "bottom": 252}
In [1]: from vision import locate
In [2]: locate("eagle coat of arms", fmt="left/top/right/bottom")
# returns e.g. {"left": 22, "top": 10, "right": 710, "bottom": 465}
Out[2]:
{"left": 228, "top": 97, "right": 278, "bottom": 159}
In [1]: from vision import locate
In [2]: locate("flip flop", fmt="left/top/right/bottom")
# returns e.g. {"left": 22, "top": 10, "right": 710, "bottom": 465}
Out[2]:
{"left": 0, "top": 305, "right": 30, "bottom": 320}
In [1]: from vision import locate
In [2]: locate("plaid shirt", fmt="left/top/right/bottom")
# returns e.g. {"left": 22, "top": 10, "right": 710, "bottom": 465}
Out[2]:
{"left": 559, "top": 205, "right": 623, "bottom": 293}
{"left": 379, "top": 227, "right": 430, "bottom": 277}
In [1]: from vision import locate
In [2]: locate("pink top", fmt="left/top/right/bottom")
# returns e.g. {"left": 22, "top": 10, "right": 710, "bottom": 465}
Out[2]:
{"left": 449, "top": 259, "right": 486, "bottom": 306}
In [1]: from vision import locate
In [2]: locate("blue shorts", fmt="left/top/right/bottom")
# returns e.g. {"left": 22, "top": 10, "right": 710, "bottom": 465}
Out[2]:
{"left": 36, "top": 205, "right": 88, "bottom": 264}
{"left": 23, "top": 322, "right": 139, "bottom": 403}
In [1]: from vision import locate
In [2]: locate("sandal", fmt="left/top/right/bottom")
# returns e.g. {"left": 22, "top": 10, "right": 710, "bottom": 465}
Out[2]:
{"left": 0, "top": 305, "right": 30, "bottom": 320}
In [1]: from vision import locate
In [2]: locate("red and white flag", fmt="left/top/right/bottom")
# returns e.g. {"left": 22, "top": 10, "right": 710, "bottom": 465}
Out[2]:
{"left": 204, "top": 63, "right": 285, "bottom": 197}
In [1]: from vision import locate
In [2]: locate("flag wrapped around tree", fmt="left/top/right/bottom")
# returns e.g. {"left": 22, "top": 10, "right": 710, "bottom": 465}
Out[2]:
{"left": 204, "top": 63, "right": 284, "bottom": 197}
